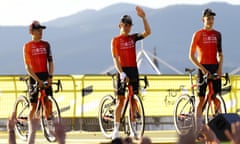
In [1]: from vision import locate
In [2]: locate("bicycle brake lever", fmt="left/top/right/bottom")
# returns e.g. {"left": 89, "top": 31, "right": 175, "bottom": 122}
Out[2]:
{"left": 223, "top": 73, "right": 230, "bottom": 86}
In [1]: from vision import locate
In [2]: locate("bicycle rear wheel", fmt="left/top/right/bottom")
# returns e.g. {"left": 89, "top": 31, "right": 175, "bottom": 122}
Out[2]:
{"left": 14, "top": 95, "right": 30, "bottom": 141}
{"left": 40, "top": 95, "right": 61, "bottom": 142}
{"left": 205, "top": 94, "right": 226, "bottom": 123}
{"left": 98, "top": 95, "right": 115, "bottom": 138}
{"left": 128, "top": 94, "right": 145, "bottom": 139}
{"left": 173, "top": 94, "right": 195, "bottom": 135}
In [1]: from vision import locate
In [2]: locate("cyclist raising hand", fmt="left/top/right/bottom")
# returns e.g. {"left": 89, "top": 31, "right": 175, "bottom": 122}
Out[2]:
{"left": 111, "top": 6, "right": 151, "bottom": 140}
{"left": 189, "top": 8, "right": 223, "bottom": 133}
{"left": 23, "top": 20, "right": 54, "bottom": 143}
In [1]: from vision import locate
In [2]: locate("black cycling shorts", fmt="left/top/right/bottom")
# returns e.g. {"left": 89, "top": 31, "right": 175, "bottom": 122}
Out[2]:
{"left": 117, "top": 67, "right": 139, "bottom": 96}
{"left": 197, "top": 64, "right": 221, "bottom": 97}
{"left": 29, "top": 72, "right": 53, "bottom": 103}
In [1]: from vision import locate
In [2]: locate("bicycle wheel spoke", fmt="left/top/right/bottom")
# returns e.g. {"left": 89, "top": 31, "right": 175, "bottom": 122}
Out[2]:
{"left": 41, "top": 96, "right": 61, "bottom": 142}
{"left": 14, "top": 96, "right": 29, "bottom": 141}
{"left": 205, "top": 94, "right": 226, "bottom": 123}
{"left": 174, "top": 94, "right": 195, "bottom": 135}
{"left": 99, "top": 95, "right": 115, "bottom": 138}
{"left": 128, "top": 94, "right": 145, "bottom": 139}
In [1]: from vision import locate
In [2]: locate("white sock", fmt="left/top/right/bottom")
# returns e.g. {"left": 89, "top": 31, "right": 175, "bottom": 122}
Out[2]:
{"left": 114, "top": 122, "right": 120, "bottom": 132}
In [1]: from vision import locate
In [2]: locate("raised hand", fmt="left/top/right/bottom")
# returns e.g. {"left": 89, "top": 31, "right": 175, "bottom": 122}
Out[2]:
{"left": 136, "top": 6, "right": 146, "bottom": 18}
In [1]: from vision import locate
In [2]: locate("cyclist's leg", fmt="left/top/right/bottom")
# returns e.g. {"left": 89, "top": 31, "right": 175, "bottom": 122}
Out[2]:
{"left": 44, "top": 86, "right": 53, "bottom": 120}
{"left": 28, "top": 77, "right": 39, "bottom": 143}
{"left": 212, "top": 78, "right": 222, "bottom": 113}
{"left": 195, "top": 69, "right": 207, "bottom": 132}
{"left": 127, "top": 67, "right": 139, "bottom": 122}
{"left": 127, "top": 67, "right": 140, "bottom": 138}
{"left": 112, "top": 73, "right": 126, "bottom": 139}
{"left": 28, "top": 77, "right": 39, "bottom": 120}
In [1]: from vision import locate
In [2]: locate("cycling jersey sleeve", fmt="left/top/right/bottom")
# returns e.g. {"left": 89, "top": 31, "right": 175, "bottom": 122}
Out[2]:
{"left": 112, "top": 38, "right": 118, "bottom": 58}
{"left": 24, "top": 43, "right": 31, "bottom": 65}
{"left": 46, "top": 43, "right": 53, "bottom": 62}
{"left": 216, "top": 32, "right": 222, "bottom": 53}
{"left": 134, "top": 33, "right": 144, "bottom": 41}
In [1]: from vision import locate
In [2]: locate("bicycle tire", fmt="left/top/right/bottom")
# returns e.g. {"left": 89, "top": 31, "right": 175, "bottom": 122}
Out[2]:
{"left": 14, "top": 95, "right": 30, "bottom": 141}
{"left": 98, "top": 95, "right": 115, "bottom": 138}
{"left": 128, "top": 94, "right": 145, "bottom": 139}
{"left": 205, "top": 94, "right": 226, "bottom": 123}
{"left": 40, "top": 95, "right": 61, "bottom": 142}
{"left": 173, "top": 94, "right": 195, "bottom": 135}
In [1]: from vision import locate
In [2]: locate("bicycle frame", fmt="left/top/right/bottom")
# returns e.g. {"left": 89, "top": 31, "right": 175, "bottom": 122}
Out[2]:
{"left": 15, "top": 76, "right": 62, "bottom": 142}
{"left": 119, "top": 84, "right": 135, "bottom": 123}
{"left": 107, "top": 72, "right": 148, "bottom": 120}
{"left": 99, "top": 72, "right": 147, "bottom": 138}
{"left": 185, "top": 68, "right": 229, "bottom": 112}
{"left": 35, "top": 86, "right": 52, "bottom": 120}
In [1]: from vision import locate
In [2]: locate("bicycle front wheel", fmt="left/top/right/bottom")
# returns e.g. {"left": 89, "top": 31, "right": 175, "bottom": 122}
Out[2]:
{"left": 40, "top": 95, "right": 61, "bottom": 142}
{"left": 173, "top": 94, "right": 195, "bottom": 135}
{"left": 128, "top": 94, "right": 145, "bottom": 139}
{"left": 205, "top": 94, "right": 226, "bottom": 123}
{"left": 98, "top": 95, "right": 115, "bottom": 139}
{"left": 14, "top": 95, "right": 30, "bottom": 141}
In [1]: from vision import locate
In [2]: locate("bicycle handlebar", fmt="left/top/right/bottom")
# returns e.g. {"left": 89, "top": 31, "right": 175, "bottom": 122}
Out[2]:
{"left": 185, "top": 68, "right": 230, "bottom": 86}
{"left": 19, "top": 76, "right": 63, "bottom": 93}
{"left": 106, "top": 72, "right": 149, "bottom": 89}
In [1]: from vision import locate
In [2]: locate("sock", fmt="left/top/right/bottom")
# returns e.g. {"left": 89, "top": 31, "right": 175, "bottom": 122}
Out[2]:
{"left": 114, "top": 122, "right": 120, "bottom": 132}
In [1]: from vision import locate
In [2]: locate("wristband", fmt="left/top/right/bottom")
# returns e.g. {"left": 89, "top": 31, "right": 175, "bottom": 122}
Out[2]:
{"left": 48, "top": 75, "right": 53, "bottom": 79}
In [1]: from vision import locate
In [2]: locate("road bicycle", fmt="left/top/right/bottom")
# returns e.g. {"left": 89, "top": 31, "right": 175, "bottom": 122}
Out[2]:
{"left": 173, "top": 68, "right": 230, "bottom": 135}
{"left": 98, "top": 72, "right": 148, "bottom": 139}
{"left": 14, "top": 76, "right": 62, "bottom": 142}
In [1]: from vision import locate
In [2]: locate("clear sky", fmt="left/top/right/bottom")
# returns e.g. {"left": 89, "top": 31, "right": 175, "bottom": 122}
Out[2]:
{"left": 0, "top": 0, "right": 239, "bottom": 26}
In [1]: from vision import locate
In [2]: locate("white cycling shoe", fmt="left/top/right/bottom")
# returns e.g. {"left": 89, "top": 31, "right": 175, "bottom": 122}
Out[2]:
{"left": 112, "top": 130, "right": 120, "bottom": 140}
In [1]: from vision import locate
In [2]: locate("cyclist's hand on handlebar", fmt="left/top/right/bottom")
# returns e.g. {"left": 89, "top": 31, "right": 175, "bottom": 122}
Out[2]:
{"left": 120, "top": 72, "right": 127, "bottom": 81}
{"left": 47, "top": 77, "right": 52, "bottom": 87}
{"left": 201, "top": 68, "right": 209, "bottom": 76}
{"left": 216, "top": 69, "right": 222, "bottom": 78}
{"left": 38, "top": 80, "right": 45, "bottom": 88}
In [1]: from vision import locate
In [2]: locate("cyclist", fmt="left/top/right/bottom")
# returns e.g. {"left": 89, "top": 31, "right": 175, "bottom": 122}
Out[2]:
{"left": 111, "top": 6, "right": 151, "bottom": 139}
{"left": 23, "top": 20, "right": 54, "bottom": 141}
{"left": 189, "top": 8, "right": 223, "bottom": 133}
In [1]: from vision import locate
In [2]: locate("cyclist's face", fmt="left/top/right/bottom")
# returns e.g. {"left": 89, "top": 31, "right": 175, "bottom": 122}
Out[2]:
{"left": 31, "top": 28, "right": 43, "bottom": 40}
{"left": 119, "top": 23, "right": 132, "bottom": 34}
{"left": 202, "top": 16, "right": 214, "bottom": 29}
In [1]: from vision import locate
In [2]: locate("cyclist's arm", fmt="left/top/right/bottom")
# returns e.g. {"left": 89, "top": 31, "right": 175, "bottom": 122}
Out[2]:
{"left": 136, "top": 6, "right": 151, "bottom": 38}
{"left": 216, "top": 32, "right": 223, "bottom": 76}
{"left": 47, "top": 44, "right": 54, "bottom": 86}
{"left": 111, "top": 39, "right": 123, "bottom": 74}
{"left": 23, "top": 45, "right": 43, "bottom": 87}
{"left": 47, "top": 44, "right": 54, "bottom": 77}
{"left": 48, "top": 61, "right": 54, "bottom": 77}
{"left": 217, "top": 52, "right": 223, "bottom": 76}
{"left": 217, "top": 32, "right": 223, "bottom": 76}
{"left": 47, "top": 58, "right": 54, "bottom": 86}
{"left": 189, "top": 32, "right": 208, "bottom": 74}
{"left": 113, "top": 57, "right": 122, "bottom": 74}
